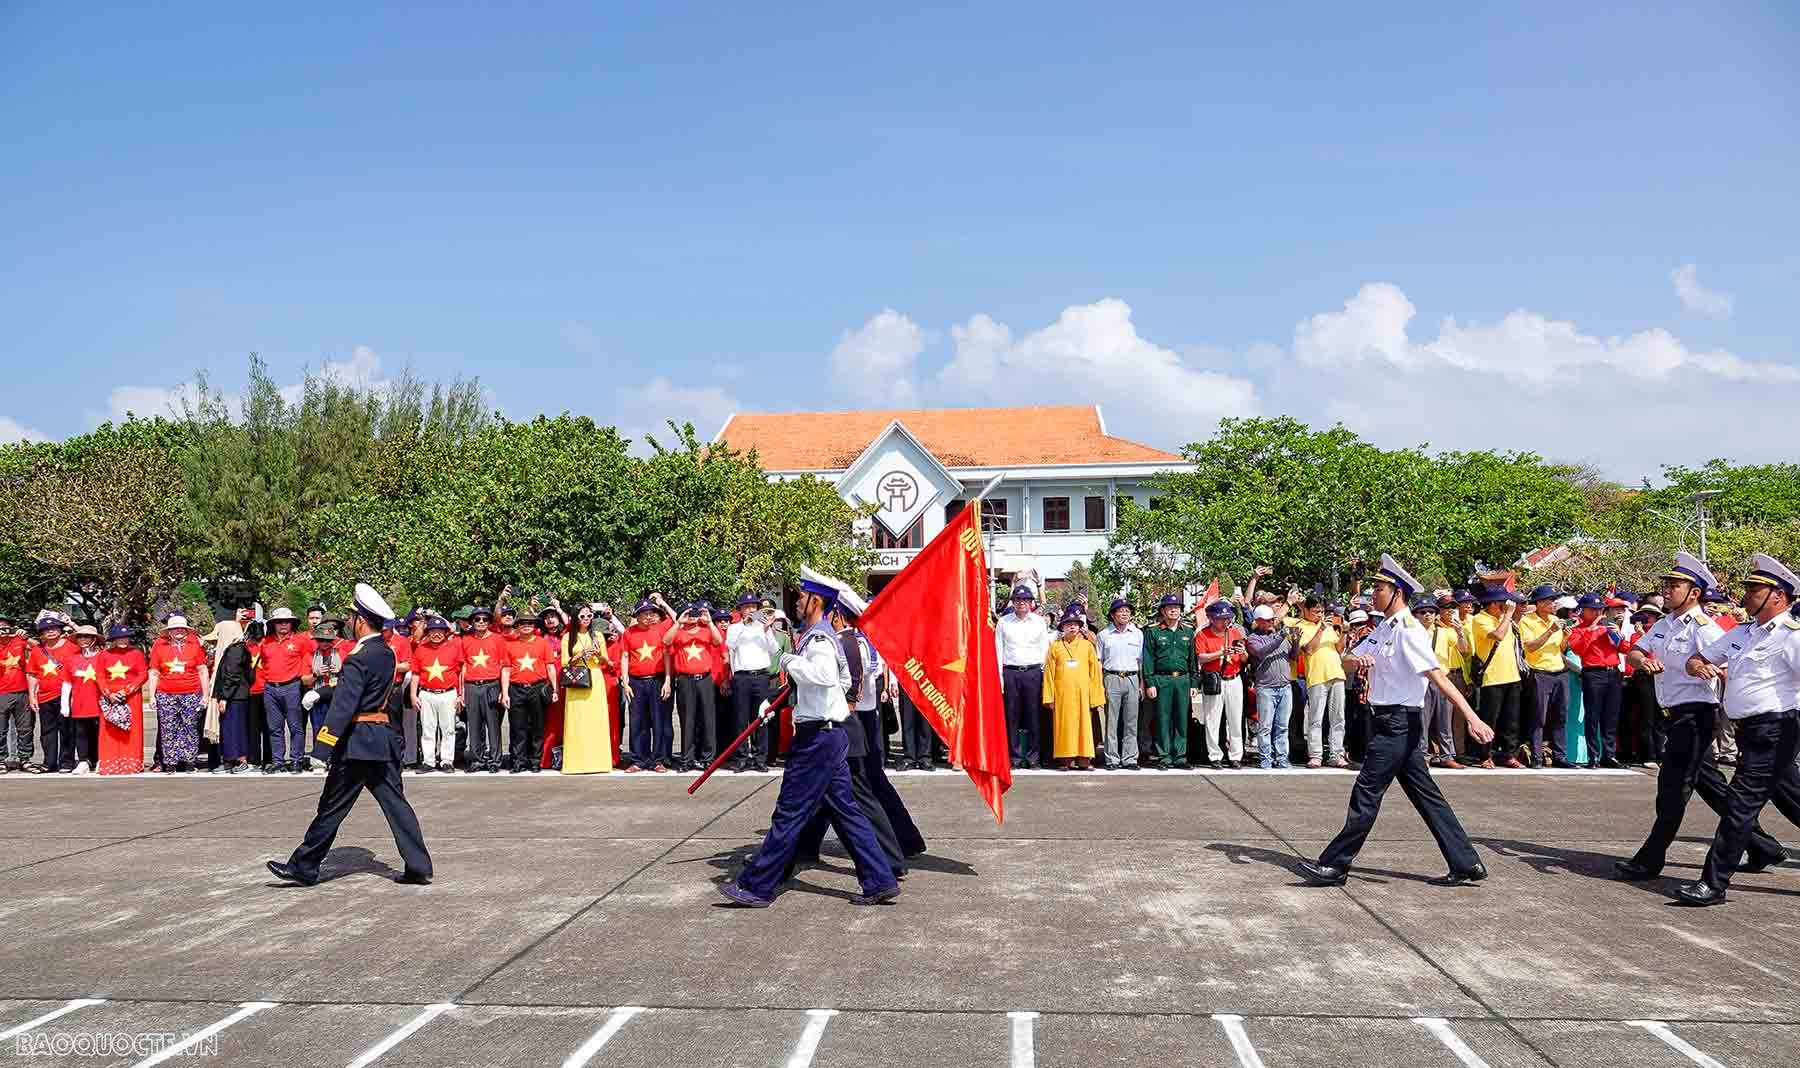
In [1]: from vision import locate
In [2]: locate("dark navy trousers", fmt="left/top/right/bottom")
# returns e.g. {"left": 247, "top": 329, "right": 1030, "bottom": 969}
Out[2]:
{"left": 263, "top": 681, "right": 306, "bottom": 766}
{"left": 1629, "top": 702, "right": 1784, "bottom": 875}
{"left": 1320, "top": 704, "right": 1480, "bottom": 873}
{"left": 627, "top": 675, "right": 672, "bottom": 769}
{"left": 736, "top": 722, "right": 897, "bottom": 901}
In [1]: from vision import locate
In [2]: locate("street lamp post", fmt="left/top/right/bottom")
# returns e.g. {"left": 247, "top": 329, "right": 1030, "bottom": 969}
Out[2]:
{"left": 1689, "top": 490, "right": 1720, "bottom": 565}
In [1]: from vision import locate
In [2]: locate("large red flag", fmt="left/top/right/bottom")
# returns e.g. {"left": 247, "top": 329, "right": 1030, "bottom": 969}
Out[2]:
{"left": 858, "top": 505, "right": 1011, "bottom": 822}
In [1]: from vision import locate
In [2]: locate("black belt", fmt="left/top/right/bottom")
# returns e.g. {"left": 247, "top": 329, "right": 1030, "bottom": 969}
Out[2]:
{"left": 1729, "top": 709, "right": 1798, "bottom": 727}
{"left": 793, "top": 720, "right": 840, "bottom": 732}
{"left": 465, "top": 678, "right": 500, "bottom": 687}
{"left": 1153, "top": 671, "right": 1186, "bottom": 678}
{"left": 1372, "top": 703, "right": 1423, "bottom": 714}
{"left": 1581, "top": 665, "right": 1621, "bottom": 673}
{"left": 733, "top": 669, "right": 769, "bottom": 676}
{"left": 1662, "top": 701, "right": 1718, "bottom": 719}
{"left": 676, "top": 671, "right": 714, "bottom": 679}
{"left": 1004, "top": 664, "right": 1038, "bottom": 671}
{"left": 1104, "top": 669, "right": 1139, "bottom": 676}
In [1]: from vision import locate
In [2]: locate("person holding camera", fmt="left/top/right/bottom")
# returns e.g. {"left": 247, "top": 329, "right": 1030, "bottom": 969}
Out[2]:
{"left": 1568, "top": 593, "right": 1627, "bottom": 768}
{"left": 1191, "top": 600, "right": 1248, "bottom": 769}
{"left": 664, "top": 600, "right": 724, "bottom": 772}
{"left": 621, "top": 594, "right": 677, "bottom": 772}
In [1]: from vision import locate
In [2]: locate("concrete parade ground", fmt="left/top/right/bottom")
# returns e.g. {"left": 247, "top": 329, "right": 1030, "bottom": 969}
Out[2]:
{"left": 1, "top": 768, "right": 1798, "bottom": 1067}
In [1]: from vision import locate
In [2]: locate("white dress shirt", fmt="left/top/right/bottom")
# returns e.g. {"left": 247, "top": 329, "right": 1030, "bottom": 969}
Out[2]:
{"left": 1351, "top": 609, "right": 1440, "bottom": 708}
{"left": 780, "top": 621, "right": 852, "bottom": 724}
{"left": 1698, "top": 615, "right": 1800, "bottom": 720}
{"left": 995, "top": 610, "right": 1053, "bottom": 669}
{"left": 726, "top": 619, "right": 778, "bottom": 673}
{"left": 1096, "top": 624, "right": 1144, "bottom": 671}
{"left": 1635, "top": 607, "right": 1723, "bottom": 708}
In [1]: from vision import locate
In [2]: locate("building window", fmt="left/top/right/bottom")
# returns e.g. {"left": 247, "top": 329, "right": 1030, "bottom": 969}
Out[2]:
{"left": 980, "top": 498, "right": 1009, "bottom": 533}
{"left": 1043, "top": 496, "right": 1070, "bottom": 532}
{"left": 874, "top": 517, "right": 923, "bottom": 550}
{"left": 944, "top": 500, "right": 967, "bottom": 525}
{"left": 1084, "top": 495, "right": 1107, "bottom": 531}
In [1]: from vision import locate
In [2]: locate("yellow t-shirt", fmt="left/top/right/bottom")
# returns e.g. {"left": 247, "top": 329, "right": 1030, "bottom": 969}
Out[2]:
{"left": 1470, "top": 610, "right": 1521, "bottom": 687}
{"left": 1297, "top": 620, "right": 1345, "bottom": 686}
{"left": 1430, "top": 623, "right": 1462, "bottom": 673}
{"left": 1514, "top": 613, "right": 1567, "bottom": 673}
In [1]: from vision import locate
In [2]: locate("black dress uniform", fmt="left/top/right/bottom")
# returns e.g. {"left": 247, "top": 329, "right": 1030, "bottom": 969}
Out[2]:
{"left": 271, "top": 586, "right": 432, "bottom": 886}
{"left": 1303, "top": 556, "right": 1485, "bottom": 886}
{"left": 1617, "top": 553, "right": 1786, "bottom": 881}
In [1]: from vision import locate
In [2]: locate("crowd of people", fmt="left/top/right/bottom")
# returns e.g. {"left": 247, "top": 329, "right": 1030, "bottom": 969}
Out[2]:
{"left": 993, "top": 567, "right": 1764, "bottom": 774}
{"left": 0, "top": 567, "right": 1766, "bottom": 780}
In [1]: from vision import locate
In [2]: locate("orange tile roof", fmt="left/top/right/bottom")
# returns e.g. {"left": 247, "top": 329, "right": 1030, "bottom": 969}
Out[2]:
{"left": 714, "top": 405, "right": 1183, "bottom": 471}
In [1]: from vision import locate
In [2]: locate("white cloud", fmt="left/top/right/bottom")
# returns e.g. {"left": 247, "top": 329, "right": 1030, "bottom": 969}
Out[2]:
{"left": 1671, "top": 263, "right": 1734, "bottom": 317}
{"left": 1294, "top": 282, "right": 1794, "bottom": 387}
{"left": 100, "top": 382, "right": 206, "bottom": 423}
{"left": 616, "top": 375, "right": 741, "bottom": 455}
{"left": 0, "top": 416, "right": 50, "bottom": 445}
{"left": 830, "top": 309, "right": 925, "bottom": 405}
{"left": 1272, "top": 282, "right": 1800, "bottom": 479}
{"left": 938, "top": 298, "right": 1258, "bottom": 435}
{"left": 281, "top": 344, "right": 387, "bottom": 405}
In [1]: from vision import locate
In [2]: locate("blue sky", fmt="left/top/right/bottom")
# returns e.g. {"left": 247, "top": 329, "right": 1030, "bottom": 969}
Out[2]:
{"left": 3, "top": 2, "right": 1796, "bottom": 480}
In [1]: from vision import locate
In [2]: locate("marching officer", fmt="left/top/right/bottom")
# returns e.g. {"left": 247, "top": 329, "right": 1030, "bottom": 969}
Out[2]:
{"left": 721, "top": 567, "right": 899, "bottom": 908}
{"left": 267, "top": 584, "right": 432, "bottom": 887}
{"left": 1616, "top": 552, "right": 1787, "bottom": 881}
{"left": 1675, "top": 553, "right": 1800, "bottom": 906}
{"left": 1141, "top": 593, "right": 1197, "bottom": 770}
{"left": 1300, "top": 555, "right": 1496, "bottom": 887}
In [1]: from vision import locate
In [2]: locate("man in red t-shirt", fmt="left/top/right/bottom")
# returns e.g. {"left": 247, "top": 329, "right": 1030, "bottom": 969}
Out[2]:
{"left": 0, "top": 612, "right": 33, "bottom": 770}
{"left": 411, "top": 616, "right": 463, "bottom": 772}
{"left": 665, "top": 601, "right": 723, "bottom": 771}
{"left": 459, "top": 607, "right": 508, "bottom": 772}
{"left": 1568, "top": 593, "right": 1627, "bottom": 768}
{"left": 261, "top": 608, "right": 313, "bottom": 773}
{"left": 621, "top": 594, "right": 676, "bottom": 772}
{"left": 26, "top": 617, "right": 80, "bottom": 771}
{"left": 502, "top": 613, "right": 556, "bottom": 772}
{"left": 1192, "top": 600, "right": 1249, "bottom": 768}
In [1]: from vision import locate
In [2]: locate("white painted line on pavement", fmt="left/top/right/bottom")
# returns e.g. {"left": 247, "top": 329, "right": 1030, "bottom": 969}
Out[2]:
{"left": 129, "top": 1001, "right": 276, "bottom": 1068}
{"left": 785, "top": 1008, "right": 838, "bottom": 1068}
{"left": 562, "top": 1006, "right": 647, "bottom": 1068}
{"left": 0, "top": 998, "right": 105, "bottom": 1040}
{"left": 1212, "top": 1014, "right": 1266, "bottom": 1068}
{"left": 346, "top": 1002, "right": 455, "bottom": 1067}
{"left": 1626, "top": 1021, "right": 1728, "bottom": 1068}
{"left": 1414, "top": 1018, "right": 1490, "bottom": 1067}
{"left": 1008, "top": 1010, "right": 1038, "bottom": 1068}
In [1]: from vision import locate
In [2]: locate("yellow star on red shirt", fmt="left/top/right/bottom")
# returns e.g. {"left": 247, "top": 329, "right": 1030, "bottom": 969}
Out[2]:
{"left": 163, "top": 657, "right": 188, "bottom": 675}
{"left": 633, "top": 642, "right": 656, "bottom": 663}
{"left": 75, "top": 665, "right": 97, "bottom": 683}
{"left": 106, "top": 660, "right": 129, "bottom": 680}
{"left": 2, "top": 653, "right": 20, "bottom": 672}
{"left": 468, "top": 650, "right": 490, "bottom": 670}
{"left": 682, "top": 642, "right": 705, "bottom": 664}
{"left": 423, "top": 659, "right": 450, "bottom": 683}
{"left": 515, "top": 653, "right": 538, "bottom": 673}
{"left": 37, "top": 658, "right": 59, "bottom": 677}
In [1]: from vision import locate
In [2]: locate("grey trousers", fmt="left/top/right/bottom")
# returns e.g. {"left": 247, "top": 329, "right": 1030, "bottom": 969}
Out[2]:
{"left": 1421, "top": 684, "right": 1456, "bottom": 759}
{"left": 0, "top": 691, "right": 33, "bottom": 765}
{"left": 1103, "top": 673, "right": 1140, "bottom": 768}
{"left": 1306, "top": 679, "right": 1347, "bottom": 762}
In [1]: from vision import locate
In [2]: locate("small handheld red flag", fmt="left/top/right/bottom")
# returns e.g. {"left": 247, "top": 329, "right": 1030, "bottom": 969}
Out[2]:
{"left": 858, "top": 505, "right": 1011, "bottom": 822}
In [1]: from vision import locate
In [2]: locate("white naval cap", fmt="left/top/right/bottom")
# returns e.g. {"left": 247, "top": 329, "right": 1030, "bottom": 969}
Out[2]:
{"left": 1373, "top": 553, "right": 1422, "bottom": 596}
{"left": 1662, "top": 551, "right": 1717, "bottom": 591}
{"left": 835, "top": 587, "right": 870, "bottom": 619}
{"left": 797, "top": 564, "right": 849, "bottom": 604}
{"left": 1745, "top": 553, "right": 1799, "bottom": 597}
{"left": 353, "top": 582, "right": 396, "bottom": 625}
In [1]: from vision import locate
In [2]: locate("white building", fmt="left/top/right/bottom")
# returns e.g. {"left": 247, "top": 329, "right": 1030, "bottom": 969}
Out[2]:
{"left": 714, "top": 405, "right": 1192, "bottom": 597}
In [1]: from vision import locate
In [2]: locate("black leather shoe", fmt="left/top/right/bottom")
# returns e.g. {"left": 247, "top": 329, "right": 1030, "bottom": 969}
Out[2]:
{"left": 1298, "top": 861, "right": 1347, "bottom": 886}
{"left": 395, "top": 870, "right": 432, "bottom": 885}
{"left": 266, "top": 860, "right": 318, "bottom": 886}
{"left": 1613, "top": 860, "right": 1659, "bottom": 881}
{"left": 1740, "top": 853, "right": 1785, "bottom": 875}
{"left": 1429, "top": 863, "right": 1488, "bottom": 887}
{"left": 1675, "top": 881, "right": 1727, "bottom": 906}
{"left": 851, "top": 884, "right": 901, "bottom": 906}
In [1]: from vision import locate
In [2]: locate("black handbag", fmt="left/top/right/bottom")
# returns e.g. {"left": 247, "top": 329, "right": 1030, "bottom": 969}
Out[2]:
{"left": 561, "top": 663, "right": 592, "bottom": 689}
{"left": 1199, "top": 670, "right": 1224, "bottom": 696}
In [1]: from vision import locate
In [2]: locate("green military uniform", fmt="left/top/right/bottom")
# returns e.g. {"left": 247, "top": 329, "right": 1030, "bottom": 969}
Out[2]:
{"left": 1141, "top": 599, "right": 1197, "bottom": 769}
